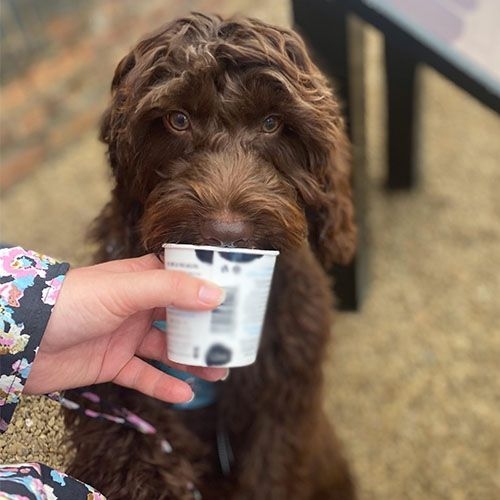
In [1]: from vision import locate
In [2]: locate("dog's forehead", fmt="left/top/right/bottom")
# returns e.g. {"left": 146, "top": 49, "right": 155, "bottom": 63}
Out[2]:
{"left": 125, "top": 16, "right": 339, "bottom": 139}
{"left": 144, "top": 50, "right": 290, "bottom": 125}
{"left": 130, "top": 18, "right": 304, "bottom": 118}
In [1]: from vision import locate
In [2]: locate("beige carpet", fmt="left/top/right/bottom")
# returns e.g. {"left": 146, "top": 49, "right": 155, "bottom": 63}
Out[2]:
{"left": 1, "top": 2, "right": 500, "bottom": 499}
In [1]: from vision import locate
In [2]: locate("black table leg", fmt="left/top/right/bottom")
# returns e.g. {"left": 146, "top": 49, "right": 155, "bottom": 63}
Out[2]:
{"left": 292, "top": 0, "right": 368, "bottom": 310}
{"left": 384, "top": 37, "right": 419, "bottom": 189}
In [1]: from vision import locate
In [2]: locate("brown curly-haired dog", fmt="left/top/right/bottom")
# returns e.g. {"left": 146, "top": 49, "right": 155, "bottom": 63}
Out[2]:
{"left": 64, "top": 12, "right": 357, "bottom": 500}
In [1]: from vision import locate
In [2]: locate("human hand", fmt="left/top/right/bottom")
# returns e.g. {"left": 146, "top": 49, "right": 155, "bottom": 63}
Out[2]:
{"left": 24, "top": 254, "right": 227, "bottom": 403}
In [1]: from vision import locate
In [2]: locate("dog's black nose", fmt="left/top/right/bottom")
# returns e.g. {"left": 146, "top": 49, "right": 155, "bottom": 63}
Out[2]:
{"left": 201, "top": 217, "right": 253, "bottom": 247}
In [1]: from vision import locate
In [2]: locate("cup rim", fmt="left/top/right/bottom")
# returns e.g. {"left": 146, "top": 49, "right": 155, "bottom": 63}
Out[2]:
{"left": 163, "top": 243, "right": 279, "bottom": 256}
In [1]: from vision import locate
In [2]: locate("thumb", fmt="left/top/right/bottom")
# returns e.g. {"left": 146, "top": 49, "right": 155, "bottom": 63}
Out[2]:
{"left": 108, "top": 269, "right": 225, "bottom": 315}
{"left": 94, "top": 253, "right": 164, "bottom": 273}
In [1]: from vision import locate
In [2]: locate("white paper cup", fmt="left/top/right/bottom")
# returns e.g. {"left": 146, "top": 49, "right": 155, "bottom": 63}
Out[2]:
{"left": 163, "top": 243, "right": 279, "bottom": 367}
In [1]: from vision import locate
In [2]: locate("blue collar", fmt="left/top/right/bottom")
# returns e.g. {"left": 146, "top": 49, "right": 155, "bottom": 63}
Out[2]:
{"left": 152, "top": 321, "right": 218, "bottom": 410}
{"left": 152, "top": 323, "right": 234, "bottom": 475}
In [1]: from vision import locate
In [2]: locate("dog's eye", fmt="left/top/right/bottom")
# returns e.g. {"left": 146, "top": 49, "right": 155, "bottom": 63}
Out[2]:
{"left": 164, "top": 111, "right": 190, "bottom": 132}
{"left": 262, "top": 115, "right": 282, "bottom": 134}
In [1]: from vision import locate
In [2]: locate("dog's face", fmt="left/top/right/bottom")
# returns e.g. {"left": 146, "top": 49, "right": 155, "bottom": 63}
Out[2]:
{"left": 100, "top": 13, "right": 356, "bottom": 268}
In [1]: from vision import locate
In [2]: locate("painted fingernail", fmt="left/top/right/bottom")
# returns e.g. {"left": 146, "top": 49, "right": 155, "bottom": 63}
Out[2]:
{"left": 199, "top": 283, "right": 226, "bottom": 305}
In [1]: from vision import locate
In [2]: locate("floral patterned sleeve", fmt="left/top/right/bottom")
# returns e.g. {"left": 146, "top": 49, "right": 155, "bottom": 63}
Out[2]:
{"left": 0, "top": 247, "right": 107, "bottom": 499}
{"left": 0, "top": 463, "right": 105, "bottom": 499}
{"left": 0, "top": 247, "right": 69, "bottom": 430}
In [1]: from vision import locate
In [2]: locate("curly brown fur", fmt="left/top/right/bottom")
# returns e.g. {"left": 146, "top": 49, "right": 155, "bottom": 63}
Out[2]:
{"left": 64, "top": 12, "right": 357, "bottom": 499}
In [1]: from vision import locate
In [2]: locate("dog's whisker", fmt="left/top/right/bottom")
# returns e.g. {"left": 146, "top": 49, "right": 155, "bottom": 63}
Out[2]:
{"left": 155, "top": 168, "right": 169, "bottom": 179}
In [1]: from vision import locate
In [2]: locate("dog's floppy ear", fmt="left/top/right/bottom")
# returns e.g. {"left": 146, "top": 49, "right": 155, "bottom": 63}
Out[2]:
{"left": 99, "top": 51, "right": 137, "bottom": 174}
{"left": 297, "top": 126, "right": 356, "bottom": 270}
{"left": 278, "top": 33, "right": 356, "bottom": 269}
{"left": 305, "top": 131, "right": 357, "bottom": 269}
{"left": 110, "top": 52, "right": 137, "bottom": 91}
{"left": 99, "top": 51, "right": 136, "bottom": 131}
{"left": 259, "top": 25, "right": 356, "bottom": 269}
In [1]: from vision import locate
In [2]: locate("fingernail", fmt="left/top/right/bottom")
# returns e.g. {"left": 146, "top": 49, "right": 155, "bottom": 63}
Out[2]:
{"left": 221, "top": 369, "right": 230, "bottom": 381}
{"left": 199, "top": 283, "right": 226, "bottom": 305}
